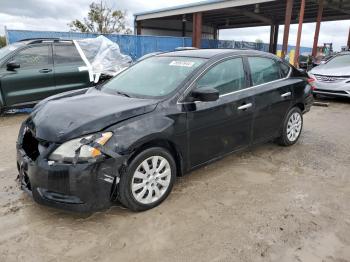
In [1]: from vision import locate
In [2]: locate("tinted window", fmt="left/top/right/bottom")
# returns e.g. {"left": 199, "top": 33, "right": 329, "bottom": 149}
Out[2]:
{"left": 197, "top": 58, "right": 245, "bottom": 95}
{"left": 280, "top": 62, "right": 291, "bottom": 78}
{"left": 102, "top": 56, "right": 205, "bottom": 98}
{"left": 248, "top": 57, "right": 281, "bottom": 86}
{"left": 54, "top": 44, "right": 83, "bottom": 65}
{"left": 13, "top": 45, "right": 51, "bottom": 68}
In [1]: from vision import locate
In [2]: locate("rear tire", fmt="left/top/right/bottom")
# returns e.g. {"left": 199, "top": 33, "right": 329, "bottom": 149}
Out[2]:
{"left": 276, "top": 107, "right": 303, "bottom": 146}
{"left": 118, "top": 147, "right": 176, "bottom": 211}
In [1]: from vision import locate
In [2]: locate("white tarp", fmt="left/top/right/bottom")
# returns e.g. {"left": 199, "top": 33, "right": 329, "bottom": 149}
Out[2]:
{"left": 73, "top": 36, "right": 132, "bottom": 83}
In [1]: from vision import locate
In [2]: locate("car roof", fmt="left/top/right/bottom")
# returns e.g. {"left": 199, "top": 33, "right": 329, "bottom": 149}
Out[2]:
{"left": 157, "top": 48, "right": 277, "bottom": 59}
{"left": 18, "top": 38, "right": 73, "bottom": 45}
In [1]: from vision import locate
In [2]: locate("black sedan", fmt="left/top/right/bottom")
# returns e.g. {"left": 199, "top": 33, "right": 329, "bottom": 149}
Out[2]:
{"left": 17, "top": 49, "right": 313, "bottom": 212}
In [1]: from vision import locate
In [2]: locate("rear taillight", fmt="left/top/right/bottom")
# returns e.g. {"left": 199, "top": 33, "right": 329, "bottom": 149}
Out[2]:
{"left": 308, "top": 78, "right": 316, "bottom": 90}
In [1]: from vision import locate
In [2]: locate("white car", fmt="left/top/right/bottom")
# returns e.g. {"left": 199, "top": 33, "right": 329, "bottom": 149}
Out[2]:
{"left": 309, "top": 52, "right": 350, "bottom": 98}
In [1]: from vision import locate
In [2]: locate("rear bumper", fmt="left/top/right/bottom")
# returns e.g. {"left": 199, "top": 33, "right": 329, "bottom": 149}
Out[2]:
{"left": 303, "top": 94, "right": 314, "bottom": 113}
{"left": 16, "top": 147, "right": 125, "bottom": 213}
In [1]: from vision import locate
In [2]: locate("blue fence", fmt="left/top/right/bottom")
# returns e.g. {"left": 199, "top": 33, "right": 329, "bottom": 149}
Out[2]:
{"left": 6, "top": 29, "right": 312, "bottom": 60}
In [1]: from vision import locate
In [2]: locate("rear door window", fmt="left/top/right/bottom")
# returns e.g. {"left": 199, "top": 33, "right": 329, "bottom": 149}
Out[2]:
{"left": 197, "top": 58, "right": 246, "bottom": 95}
{"left": 12, "top": 45, "right": 52, "bottom": 68}
{"left": 54, "top": 44, "right": 84, "bottom": 65}
{"left": 247, "top": 57, "right": 281, "bottom": 86}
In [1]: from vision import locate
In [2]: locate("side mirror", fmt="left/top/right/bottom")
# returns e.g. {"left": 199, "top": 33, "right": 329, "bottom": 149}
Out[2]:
{"left": 7, "top": 61, "right": 20, "bottom": 71}
{"left": 191, "top": 88, "right": 219, "bottom": 102}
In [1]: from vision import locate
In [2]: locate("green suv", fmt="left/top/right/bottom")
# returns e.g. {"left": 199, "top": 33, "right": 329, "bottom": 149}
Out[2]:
{"left": 0, "top": 38, "right": 91, "bottom": 113}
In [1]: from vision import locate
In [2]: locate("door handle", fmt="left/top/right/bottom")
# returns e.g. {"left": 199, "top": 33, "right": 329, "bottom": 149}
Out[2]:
{"left": 281, "top": 92, "right": 291, "bottom": 98}
{"left": 39, "top": 69, "right": 52, "bottom": 73}
{"left": 237, "top": 103, "right": 252, "bottom": 110}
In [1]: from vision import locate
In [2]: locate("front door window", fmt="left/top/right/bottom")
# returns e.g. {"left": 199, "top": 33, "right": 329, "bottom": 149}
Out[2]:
{"left": 13, "top": 45, "right": 52, "bottom": 68}
{"left": 197, "top": 58, "right": 246, "bottom": 95}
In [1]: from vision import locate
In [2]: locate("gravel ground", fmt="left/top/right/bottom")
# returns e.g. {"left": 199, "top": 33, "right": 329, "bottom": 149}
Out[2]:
{"left": 0, "top": 98, "right": 349, "bottom": 262}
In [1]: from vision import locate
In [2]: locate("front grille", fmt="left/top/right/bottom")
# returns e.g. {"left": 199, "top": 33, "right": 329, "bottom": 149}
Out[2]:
{"left": 315, "top": 89, "right": 348, "bottom": 94}
{"left": 314, "top": 74, "right": 350, "bottom": 83}
{"left": 48, "top": 170, "right": 70, "bottom": 192}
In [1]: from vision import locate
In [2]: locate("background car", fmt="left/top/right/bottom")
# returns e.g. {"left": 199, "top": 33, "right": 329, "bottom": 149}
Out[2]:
{"left": 0, "top": 36, "right": 132, "bottom": 114}
{"left": 309, "top": 52, "right": 350, "bottom": 98}
{"left": 0, "top": 38, "right": 92, "bottom": 113}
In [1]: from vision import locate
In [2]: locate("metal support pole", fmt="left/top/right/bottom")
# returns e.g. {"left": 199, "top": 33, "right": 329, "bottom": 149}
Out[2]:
{"left": 136, "top": 21, "right": 142, "bottom": 35}
{"left": 182, "top": 15, "right": 186, "bottom": 37}
{"left": 192, "top": 12, "right": 202, "bottom": 48}
{"left": 192, "top": 13, "right": 197, "bottom": 47}
{"left": 269, "top": 24, "right": 279, "bottom": 54}
{"left": 282, "top": 0, "right": 294, "bottom": 59}
{"left": 273, "top": 24, "right": 279, "bottom": 54}
{"left": 347, "top": 27, "right": 350, "bottom": 48}
{"left": 182, "top": 21, "right": 186, "bottom": 37}
{"left": 312, "top": 0, "right": 324, "bottom": 57}
{"left": 295, "top": 0, "right": 306, "bottom": 67}
{"left": 269, "top": 24, "right": 275, "bottom": 53}
{"left": 213, "top": 27, "right": 218, "bottom": 40}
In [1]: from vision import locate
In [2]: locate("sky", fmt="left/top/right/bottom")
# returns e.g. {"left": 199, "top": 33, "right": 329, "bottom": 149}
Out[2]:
{"left": 0, "top": 0, "right": 349, "bottom": 51}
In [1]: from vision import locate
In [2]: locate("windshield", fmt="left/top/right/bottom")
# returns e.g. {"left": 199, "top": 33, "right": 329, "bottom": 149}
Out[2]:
{"left": 102, "top": 56, "right": 206, "bottom": 98}
{"left": 0, "top": 42, "right": 25, "bottom": 59}
{"left": 325, "top": 54, "right": 350, "bottom": 67}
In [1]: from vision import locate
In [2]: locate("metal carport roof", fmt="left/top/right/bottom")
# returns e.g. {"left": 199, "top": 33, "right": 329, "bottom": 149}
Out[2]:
{"left": 134, "top": 0, "right": 350, "bottom": 64}
{"left": 135, "top": 0, "right": 350, "bottom": 29}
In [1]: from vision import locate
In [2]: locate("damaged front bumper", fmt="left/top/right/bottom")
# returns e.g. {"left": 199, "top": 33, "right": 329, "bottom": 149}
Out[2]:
{"left": 16, "top": 125, "right": 127, "bottom": 213}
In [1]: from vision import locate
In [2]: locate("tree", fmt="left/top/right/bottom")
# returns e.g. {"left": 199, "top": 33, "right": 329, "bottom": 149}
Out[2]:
{"left": 69, "top": 1, "right": 132, "bottom": 34}
{"left": 0, "top": 36, "right": 6, "bottom": 48}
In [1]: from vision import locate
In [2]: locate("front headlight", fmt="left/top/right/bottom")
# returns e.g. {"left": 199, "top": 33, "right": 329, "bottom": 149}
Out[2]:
{"left": 49, "top": 132, "right": 113, "bottom": 163}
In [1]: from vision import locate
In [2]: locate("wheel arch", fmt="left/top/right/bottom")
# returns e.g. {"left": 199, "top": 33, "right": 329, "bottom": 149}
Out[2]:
{"left": 294, "top": 102, "right": 305, "bottom": 112}
{"left": 127, "top": 138, "right": 185, "bottom": 177}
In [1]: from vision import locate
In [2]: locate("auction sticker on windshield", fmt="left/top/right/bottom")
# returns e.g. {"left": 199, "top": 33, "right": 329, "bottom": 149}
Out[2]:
{"left": 169, "top": 61, "right": 195, "bottom": 67}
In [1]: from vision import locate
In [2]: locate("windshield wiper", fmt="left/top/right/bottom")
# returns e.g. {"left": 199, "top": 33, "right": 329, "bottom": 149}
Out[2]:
{"left": 115, "top": 91, "right": 131, "bottom": 97}
{"left": 94, "top": 84, "right": 103, "bottom": 90}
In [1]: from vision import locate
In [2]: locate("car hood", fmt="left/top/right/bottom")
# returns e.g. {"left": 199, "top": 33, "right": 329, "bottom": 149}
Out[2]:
{"left": 310, "top": 64, "right": 350, "bottom": 76}
{"left": 29, "top": 88, "right": 158, "bottom": 142}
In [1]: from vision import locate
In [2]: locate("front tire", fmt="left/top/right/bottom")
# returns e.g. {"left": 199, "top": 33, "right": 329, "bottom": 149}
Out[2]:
{"left": 277, "top": 107, "right": 303, "bottom": 146}
{"left": 118, "top": 147, "right": 176, "bottom": 211}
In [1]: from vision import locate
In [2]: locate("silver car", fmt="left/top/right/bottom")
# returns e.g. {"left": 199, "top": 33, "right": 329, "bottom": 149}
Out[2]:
{"left": 309, "top": 52, "right": 350, "bottom": 98}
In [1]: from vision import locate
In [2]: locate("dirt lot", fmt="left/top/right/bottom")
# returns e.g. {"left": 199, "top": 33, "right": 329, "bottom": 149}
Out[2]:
{"left": 0, "top": 99, "right": 349, "bottom": 262}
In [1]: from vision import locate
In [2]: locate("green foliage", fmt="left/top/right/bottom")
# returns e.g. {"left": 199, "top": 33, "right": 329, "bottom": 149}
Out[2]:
{"left": 0, "top": 36, "right": 6, "bottom": 47}
{"left": 69, "top": 1, "right": 132, "bottom": 34}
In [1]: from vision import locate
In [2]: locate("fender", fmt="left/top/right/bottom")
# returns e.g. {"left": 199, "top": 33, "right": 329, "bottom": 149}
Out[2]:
{"left": 107, "top": 111, "right": 188, "bottom": 175}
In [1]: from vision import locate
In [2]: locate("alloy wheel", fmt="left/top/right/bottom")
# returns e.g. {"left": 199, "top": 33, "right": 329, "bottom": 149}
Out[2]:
{"left": 131, "top": 156, "right": 171, "bottom": 204}
{"left": 286, "top": 112, "right": 302, "bottom": 142}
